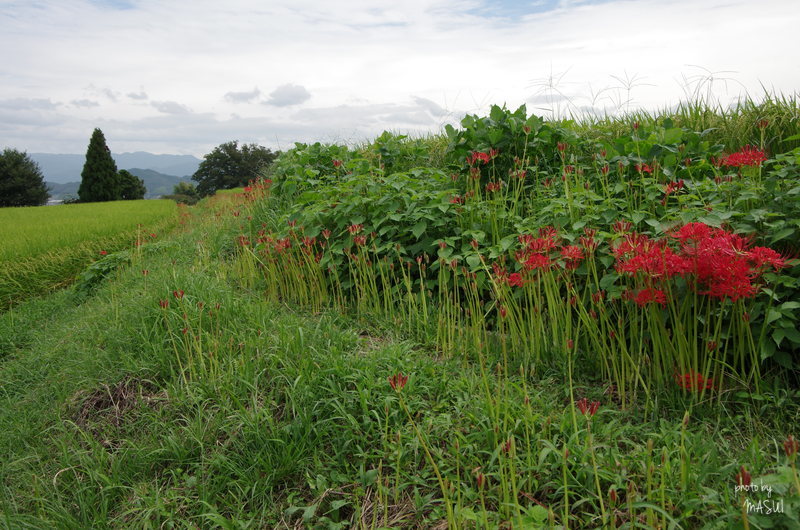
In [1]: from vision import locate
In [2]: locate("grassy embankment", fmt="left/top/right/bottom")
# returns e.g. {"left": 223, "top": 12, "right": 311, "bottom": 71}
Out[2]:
{"left": 1, "top": 96, "right": 800, "bottom": 528}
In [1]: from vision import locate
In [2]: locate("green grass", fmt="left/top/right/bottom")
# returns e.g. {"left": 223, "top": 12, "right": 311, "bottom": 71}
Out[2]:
{"left": 0, "top": 200, "right": 177, "bottom": 262}
{"left": 1, "top": 99, "right": 800, "bottom": 528}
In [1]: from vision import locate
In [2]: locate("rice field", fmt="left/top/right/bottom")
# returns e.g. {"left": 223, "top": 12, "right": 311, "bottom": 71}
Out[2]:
{"left": 0, "top": 199, "right": 177, "bottom": 262}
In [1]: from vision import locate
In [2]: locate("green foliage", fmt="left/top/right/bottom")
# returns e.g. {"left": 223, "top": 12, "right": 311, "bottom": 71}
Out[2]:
{"left": 192, "top": 141, "right": 278, "bottom": 196}
{"left": 0, "top": 148, "right": 49, "bottom": 207}
{"left": 78, "top": 128, "right": 121, "bottom": 202}
{"left": 118, "top": 169, "right": 146, "bottom": 200}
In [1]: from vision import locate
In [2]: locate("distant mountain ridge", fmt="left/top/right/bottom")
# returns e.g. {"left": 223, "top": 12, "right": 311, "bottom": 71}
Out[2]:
{"left": 46, "top": 168, "right": 192, "bottom": 201}
{"left": 30, "top": 152, "right": 201, "bottom": 184}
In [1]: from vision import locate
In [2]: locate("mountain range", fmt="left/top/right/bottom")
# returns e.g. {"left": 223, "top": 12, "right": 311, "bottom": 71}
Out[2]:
{"left": 29, "top": 152, "right": 202, "bottom": 201}
{"left": 30, "top": 152, "right": 201, "bottom": 184}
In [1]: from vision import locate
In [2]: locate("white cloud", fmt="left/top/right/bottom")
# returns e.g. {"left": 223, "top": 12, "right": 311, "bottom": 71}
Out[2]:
{"left": 0, "top": 0, "right": 797, "bottom": 154}
{"left": 265, "top": 84, "right": 312, "bottom": 107}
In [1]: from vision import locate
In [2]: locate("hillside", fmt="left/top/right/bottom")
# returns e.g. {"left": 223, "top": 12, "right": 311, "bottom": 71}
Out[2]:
{"left": 30, "top": 152, "right": 201, "bottom": 184}
{"left": 46, "top": 169, "right": 191, "bottom": 200}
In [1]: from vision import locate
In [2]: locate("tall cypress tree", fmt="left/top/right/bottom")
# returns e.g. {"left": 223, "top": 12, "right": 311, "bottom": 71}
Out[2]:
{"left": 78, "top": 128, "right": 120, "bottom": 202}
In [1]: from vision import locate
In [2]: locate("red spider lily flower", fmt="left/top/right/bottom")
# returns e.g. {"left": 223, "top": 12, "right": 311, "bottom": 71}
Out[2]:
{"left": 560, "top": 245, "right": 584, "bottom": 263}
{"left": 601, "top": 164, "right": 610, "bottom": 176}
{"left": 173, "top": 290, "right": 185, "bottom": 299}
{"left": 524, "top": 253, "right": 552, "bottom": 271}
{"left": 287, "top": 219, "right": 297, "bottom": 227}
{"left": 563, "top": 164, "right": 574, "bottom": 175}
{"left": 707, "top": 341, "right": 718, "bottom": 351}
{"left": 99, "top": 250, "right": 108, "bottom": 256}
{"left": 784, "top": 435, "right": 799, "bottom": 458}
{"left": 633, "top": 122, "right": 640, "bottom": 130}
{"left": 450, "top": 195, "right": 464, "bottom": 204}
{"left": 467, "top": 151, "right": 491, "bottom": 166}
{"left": 388, "top": 372, "right": 408, "bottom": 392}
{"left": 347, "top": 224, "right": 363, "bottom": 235}
{"left": 635, "top": 163, "right": 653, "bottom": 174}
{"left": 508, "top": 272, "right": 524, "bottom": 287}
{"left": 499, "top": 305, "right": 508, "bottom": 318}
{"left": 635, "top": 288, "right": 668, "bottom": 308}
{"left": 470, "top": 239, "right": 479, "bottom": 250}
{"left": 181, "top": 327, "right": 189, "bottom": 335}
{"left": 557, "top": 142, "right": 568, "bottom": 153}
{"left": 469, "top": 167, "right": 481, "bottom": 180}
{"left": 502, "top": 438, "right": 513, "bottom": 454}
{"left": 438, "top": 241, "right": 447, "bottom": 250}
{"left": 757, "top": 119, "right": 769, "bottom": 129}
{"left": 663, "top": 180, "right": 684, "bottom": 195}
{"left": 489, "top": 148, "right": 500, "bottom": 159}
{"left": 748, "top": 246, "right": 787, "bottom": 271}
{"left": 142, "top": 269, "right": 149, "bottom": 276}
{"left": 476, "top": 472, "right": 486, "bottom": 489}
{"left": 566, "top": 339, "right": 574, "bottom": 350}
{"left": 576, "top": 397, "right": 600, "bottom": 417}
{"left": 485, "top": 181, "right": 502, "bottom": 193}
{"left": 303, "top": 236, "right": 316, "bottom": 248}
{"left": 332, "top": 159, "right": 342, "bottom": 167}
{"left": 232, "top": 210, "right": 240, "bottom": 217}
{"left": 611, "top": 220, "right": 633, "bottom": 234}
{"left": 159, "top": 299, "right": 169, "bottom": 309}
{"left": 321, "top": 229, "right": 331, "bottom": 239}
{"left": 676, "top": 371, "right": 714, "bottom": 392}
{"left": 243, "top": 186, "right": 253, "bottom": 192}
{"left": 735, "top": 466, "right": 751, "bottom": 488}
{"left": 591, "top": 290, "right": 605, "bottom": 304}
{"left": 723, "top": 145, "right": 766, "bottom": 167}
{"left": 353, "top": 235, "right": 367, "bottom": 246}
{"left": 609, "top": 487, "right": 618, "bottom": 504}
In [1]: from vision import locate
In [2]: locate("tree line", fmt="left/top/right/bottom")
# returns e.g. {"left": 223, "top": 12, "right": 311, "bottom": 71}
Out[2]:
{"left": 1, "top": 129, "right": 278, "bottom": 207}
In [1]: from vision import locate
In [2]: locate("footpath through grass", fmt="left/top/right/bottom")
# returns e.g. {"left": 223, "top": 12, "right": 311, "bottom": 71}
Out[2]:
{"left": 0, "top": 189, "right": 798, "bottom": 528}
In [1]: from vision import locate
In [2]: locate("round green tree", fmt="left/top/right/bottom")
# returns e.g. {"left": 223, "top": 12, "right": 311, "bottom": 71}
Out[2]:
{"left": 192, "top": 141, "right": 277, "bottom": 196}
{"left": 118, "top": 169, "right": 146, "bottom": 200}
{"left": 78, "top": 128, "right": 120, "bottom": 202}
{"left": 0, "top": 148, "right": 50, "bottom": 207}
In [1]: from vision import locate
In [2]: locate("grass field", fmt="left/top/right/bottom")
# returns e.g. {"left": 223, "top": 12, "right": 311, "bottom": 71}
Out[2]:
{"left": 0, "top": 97, "right": 798, "bottom": 528}
{"left": 0, "top": 200, "right": 179, "bottom": 309}
{"left": 0, "top": 200, "right": 177, "bottom": 262}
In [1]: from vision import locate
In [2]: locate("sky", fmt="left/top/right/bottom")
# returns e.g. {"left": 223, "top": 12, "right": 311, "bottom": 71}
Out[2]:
{"left": 1, "top": 0, "right": 798, "bottom": 157}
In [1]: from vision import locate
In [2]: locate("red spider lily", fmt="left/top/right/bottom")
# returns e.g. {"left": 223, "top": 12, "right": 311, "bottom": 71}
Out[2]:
{"left": 485, "top": 181, "right": 502, "bottom": 193}
{"left": 99, "top": 250, "right": 108, "bottom": 255}
{"left": 609, "top": 487, "right": 618, "bottom": 504}
{"left": 611, "top": 220, "right": 633, "bottom": 234}
{"left": 321, "top": 229, "right": 331, "bottom": 239}
{"left": 635, "top": 163, "right": 653, "bottom": 174}
{"left": 438, "top": 241, "right": 447, "bottom": 250}
{"left": 676, "top": 371, "right": 713, "bottom": 392}
{"left": 450, "top": 195, "right": 464, "bottom": 204}
{"left": 635, "top": 288, "right": 668, "bottom": 308}
{"left": 707, "top": 341, "right": 718, "bottom": 351}
{"left": 508, "top": 272, "right": 524, "bottom": 287}
{"left": 470, "top": 239, "right": 479, "bottom": 250}
{"left": 302, "top": 236, "right": 316, "bottom": 248}
{"left": 347, "top": 224, "right": 363, "bottom": 235}
{"left": 576, "top": 397, "right": 600, "bottom": 417}
{"left": 557, "top": 142, "right": 568, "bottom": 153}
{"left": 723, "top": 145, "right": 766, "bottom": 167}
{"left": 784, "top": 435, "right": 799, "bottom": 458}
{"left": 524, "top": 253, "right": 552, "bottom": 271}
{"left": 735, "top": 466, "right": 751, "bottom": 487}
{"left": 353, "top": 235, "right": 367, "bottom": 246}
{"left": 159, "top": 299, "right": 169, "bottom": 309}
{"left": 747, "top": 246, "right": 787, "bottom": 271}
{"left": 236, "top": 235, "right": 251, "bottom": 247}
{"left": 591, "top": 290, "right": 605, "bottom": 304}
{"left": 489, "top": 148, "right": 500, "bottom": 159}
{"left": 563, "top": 164, "right": 574, "bottom": 175}
{"left": 663, "top": 180, "right": 684, "bottom": 195}
{"left": 633, "top": 122, "right": 640, "bottom": 130}
{"left": 287, "top": 219, "right": 296, "bottom": 227}
{"left": 243, "top": 186, "right": 253, "bottom": 192}
{"left": 601, "top": 164, "right": 610, "bottom": 176}
{"left": 476, "top": 472, "right": 486, "bottom": 489}
{"left": 560, "top": 245, "right": 584, "bottom": 264}
{"left": 499, "top": 305, "right": 508, "bottom": 318}
{"left": 141, "top": 269, "right": 149, "bottom": 276}
{"left": 502, "top": 438, "right": 513, "bottom": 454}
{"left": 173, "top": 290, "right": 185, "bottom": 299}
{"left": 388, "top": 372, "right": 408, "bottom": 392}
{"left": 467, "top": 151, "right": 491, "bottom": 166}
{"left": 469, "top": 167, "right": 481, "bottom": 180}
{"left": 566, "top": 339, "right": 574, "bottom": 350}
{"left": 757, "top": 119, "right": 769, "bottom": 130}
{"left": 332, "top": 159, "right": 342, "bottom": 167}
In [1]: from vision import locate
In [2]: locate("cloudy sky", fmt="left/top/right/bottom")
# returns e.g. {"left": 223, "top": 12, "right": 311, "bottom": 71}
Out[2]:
{"left": 1, "top": 0, "right": 797, "bottom": 157}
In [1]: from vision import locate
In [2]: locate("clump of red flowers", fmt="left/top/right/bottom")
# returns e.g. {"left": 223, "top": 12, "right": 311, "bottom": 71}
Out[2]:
{"left": 720, "top": 145, "right": 767, "bottom": 168}
{"left": 675, "top": 371, "right": 713, "bottom": 392}
{"left": 576, "top": 397, "right": 600, "bottom": 417}
{"left": 614, "top": 223, "right": 788, "bottom": 303}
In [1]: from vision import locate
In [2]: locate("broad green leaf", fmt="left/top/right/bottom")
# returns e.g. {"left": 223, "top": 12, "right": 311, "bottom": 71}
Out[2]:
{"left": 411, "top": 220, "right": 427, "bottom": 240}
